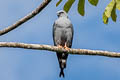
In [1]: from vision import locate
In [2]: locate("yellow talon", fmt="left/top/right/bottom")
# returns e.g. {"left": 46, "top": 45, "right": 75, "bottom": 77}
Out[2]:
{"left": 64, "top": 43, "right": 70, "bottom": 50}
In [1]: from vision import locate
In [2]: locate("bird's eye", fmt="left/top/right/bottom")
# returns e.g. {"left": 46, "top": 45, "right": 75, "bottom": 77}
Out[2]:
{"left": 60, "top": 12, "right": 64, "bottom": 14}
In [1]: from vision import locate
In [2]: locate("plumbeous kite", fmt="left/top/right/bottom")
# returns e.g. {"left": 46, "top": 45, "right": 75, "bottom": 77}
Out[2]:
{"left": 53, "top": 10, "right": 74, "bottom": 77}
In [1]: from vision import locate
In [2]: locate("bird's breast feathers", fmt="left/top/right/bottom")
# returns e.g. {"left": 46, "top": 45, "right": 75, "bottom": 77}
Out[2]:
{"left": 55, "top": 17, "right": 71, "bottom": 28}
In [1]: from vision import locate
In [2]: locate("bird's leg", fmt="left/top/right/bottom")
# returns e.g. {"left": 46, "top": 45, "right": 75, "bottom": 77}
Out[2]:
{"left": 57, "top": 45, "right": 63, "bottom": 48}
{"left": 64, "top": 43, "right": 70, "bottom": 50}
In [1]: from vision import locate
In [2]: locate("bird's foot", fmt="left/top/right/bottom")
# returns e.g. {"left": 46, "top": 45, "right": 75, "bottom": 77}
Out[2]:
{"left": 57, "top": 45, "right": 63, "bottom": 48}
{"left": 64, "top": 43, "right": 70, "bottom": 50}
{"left": 64, "top": 46, "right": 70, "bottom": 50}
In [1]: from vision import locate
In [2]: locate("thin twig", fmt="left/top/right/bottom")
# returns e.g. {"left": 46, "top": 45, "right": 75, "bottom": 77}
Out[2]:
{"left": 0, "top": 0, "right": 51, "bottom": 36}
{"left": 0, "top": 42, "right": 120, "bottom": 58}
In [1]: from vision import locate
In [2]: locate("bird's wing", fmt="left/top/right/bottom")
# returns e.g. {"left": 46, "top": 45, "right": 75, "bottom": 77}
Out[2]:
{"left": 53, "top": 22, "right": 56, "bottom": 45}
{"left": 53, "top": 21, "right": 63, "bottom": 46}
{"left": 65, "top": 23, "right": 74, "bottom": 48}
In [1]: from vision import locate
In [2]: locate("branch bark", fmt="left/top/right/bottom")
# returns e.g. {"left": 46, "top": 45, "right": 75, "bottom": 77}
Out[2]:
{"left": 0, "top": 42, "right": 120, "bottom": 58}
{"left": 0, "top": 0, "right": 51, "bottom": 36}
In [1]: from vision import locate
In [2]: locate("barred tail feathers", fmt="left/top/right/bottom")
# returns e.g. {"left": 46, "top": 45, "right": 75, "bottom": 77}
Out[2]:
{"left": 59, "top": 59, "right": 66, "bottom": 78}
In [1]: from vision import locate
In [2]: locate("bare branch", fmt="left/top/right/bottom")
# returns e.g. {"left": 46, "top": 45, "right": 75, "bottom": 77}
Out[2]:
{"left": 0, "top": 42, "right": 120, "bottom": 58}
{"left": 0, "top": 0, "right": 51, "bottom": 36}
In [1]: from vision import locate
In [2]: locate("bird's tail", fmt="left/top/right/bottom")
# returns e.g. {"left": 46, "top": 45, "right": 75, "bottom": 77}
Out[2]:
{"left": 59, "top": 68, "right": 64, "bottom": 77}
{"left": 59, "top": 59, "right": 66, "bottom": 78}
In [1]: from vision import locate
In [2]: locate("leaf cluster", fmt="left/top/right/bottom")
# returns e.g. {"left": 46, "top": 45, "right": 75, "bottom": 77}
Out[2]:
{"left": 56, "top": 0, "right": 120, "bottom": 24}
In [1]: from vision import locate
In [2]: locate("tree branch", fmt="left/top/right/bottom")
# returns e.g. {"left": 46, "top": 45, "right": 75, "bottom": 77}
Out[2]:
{"left": 0, "top": 42, "right": 120, "bottom": 58}
{"left": 0, "top": 0, "right": 51, "bottom": 36}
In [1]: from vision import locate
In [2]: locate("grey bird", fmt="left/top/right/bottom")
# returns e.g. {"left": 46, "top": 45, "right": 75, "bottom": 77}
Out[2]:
{"left": 53, "top": 10, "right": 74, "bottom": 77}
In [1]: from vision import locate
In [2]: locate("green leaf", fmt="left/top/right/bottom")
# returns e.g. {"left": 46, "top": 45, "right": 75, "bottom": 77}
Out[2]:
{"left": 104, "top": 0, "right": 116, "bottom": 18}
{"left": 103, "top": 12, "right": 108, "bottom": 24}
{"left": 88, "top": 0, "right": 99, "bottom": 6}
{"left": 56, "top": 0, "right": 62, "bottom": 7}
{"left": 116, "top": 0, "right": 120, "bottom": 10}
{"left": 78, "top": 0, "right": 85, "bottom": 16}
{"left": 63, "top": 0, "right": 75, "bottom": 13}
{"left": 111, "top": 3, "right": 117, "bottom": 22}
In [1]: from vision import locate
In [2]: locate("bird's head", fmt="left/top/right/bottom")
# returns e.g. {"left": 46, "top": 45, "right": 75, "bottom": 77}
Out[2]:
{"left": 57, "top": 10, "right": 68, "bottom": 18}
